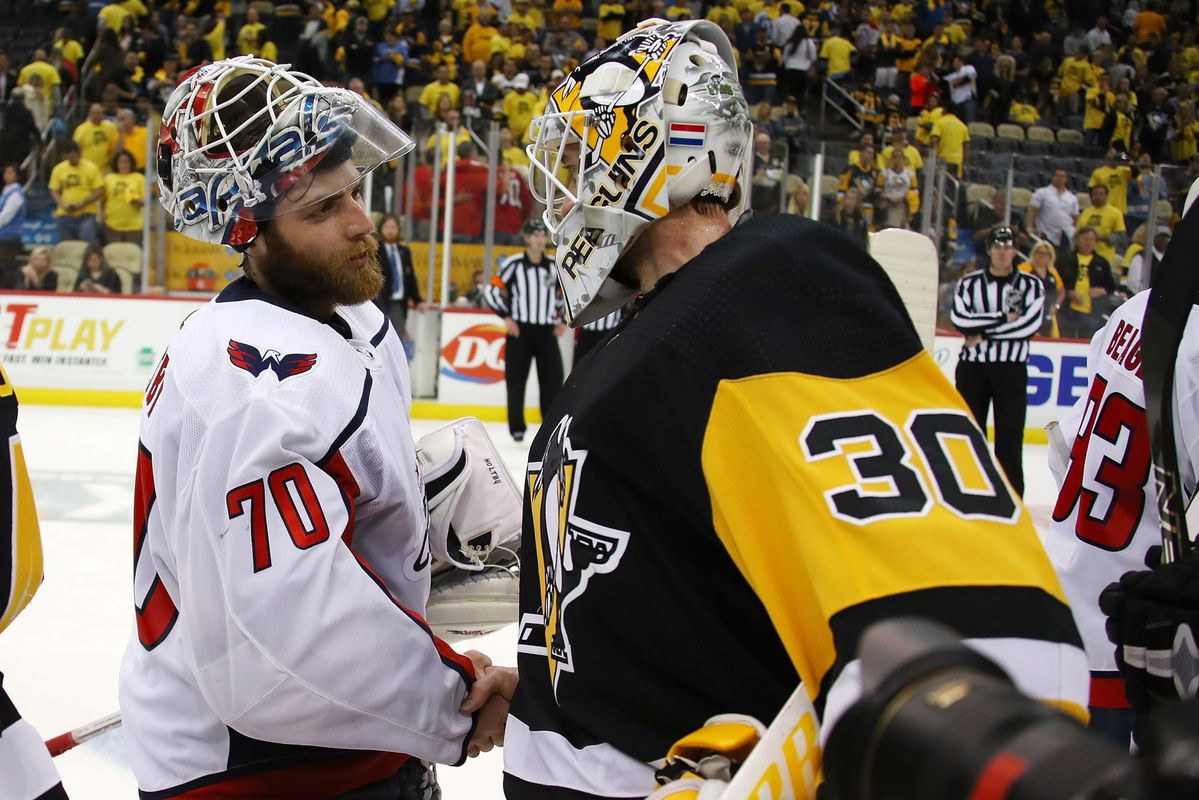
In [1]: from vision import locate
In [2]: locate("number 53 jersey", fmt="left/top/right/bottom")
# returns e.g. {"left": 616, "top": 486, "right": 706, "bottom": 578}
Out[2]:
{"left": 1046, "top": 289, "right": 1199, "bottom": 708}
{"left": 504, "top": 215, "right": 1088, "bottom": 800}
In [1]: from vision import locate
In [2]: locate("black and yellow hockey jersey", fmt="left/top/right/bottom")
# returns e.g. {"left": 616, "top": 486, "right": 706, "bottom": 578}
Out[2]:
{"left": 503, "top": 215, "right": 1088, "bottom": 800}
{"left": 0, "top": 362, "right": 66, "bottom": 800}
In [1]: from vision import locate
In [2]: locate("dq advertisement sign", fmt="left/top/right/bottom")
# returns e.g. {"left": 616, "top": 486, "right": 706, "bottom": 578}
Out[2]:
{"left": 932, "top": 334, "right": 1092, "bottom": 432}
{"left": 0, "top": 292, "right": 205, "bottom": 402}
{"left": 437, "top": 308, "right": 572, "bottom": 411}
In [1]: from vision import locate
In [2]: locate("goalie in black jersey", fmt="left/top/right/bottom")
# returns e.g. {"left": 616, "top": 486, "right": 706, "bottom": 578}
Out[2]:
{"left": 502, "top": 18, "right": 1089, "bottom": 800}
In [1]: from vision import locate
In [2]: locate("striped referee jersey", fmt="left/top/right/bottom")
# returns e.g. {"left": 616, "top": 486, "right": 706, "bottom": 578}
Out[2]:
{"left": 485, "top": 252, "right": 564, "bottom": 326}
{"left": 582, "top": 308, "right": 624, "bottom": 332}
{"left": 950, "top": 266, "right": 1045, "bottom": 363}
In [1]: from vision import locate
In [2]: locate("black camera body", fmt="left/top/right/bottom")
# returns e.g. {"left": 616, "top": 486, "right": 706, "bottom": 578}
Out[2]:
{"left": 822, "top": 619, "right": 1199, "bottom": 800}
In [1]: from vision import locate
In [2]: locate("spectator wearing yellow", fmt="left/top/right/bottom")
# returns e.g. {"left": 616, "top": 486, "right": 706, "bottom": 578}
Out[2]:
{"left": 1009, "top": 95, "right": 1040, "bottom": 125}
{"left": 74, "top": 103, "right": 119, "bottom": 176}
{"left": 508, "top": 0, "right": 543, "bottom": 31}
{"left": 665, "top": 0, "right": 692, "bottom": 21}
{"left": 114, "top": 108, "right": 148, "bottom": 171}
{"left": 914, "top": 91, "right": 944, "bottom": 145}
{"left": 1172, "top": 102, "right": 1199, "bottom": 163}
{"left": 552, "top": 0, "right": 584, "bottom": 28}
{"left": 499, "top": 126, "right": 531, "bottom": 170}
{"left": 1088, "top": 148, "right": 1132, "bottom": 214}
{"left": 365, "top": 0, "right": 395, "bottom": 26}
{"left": 205, "top": 9, "right": 228, "bottom": 60}
{"left": 820, "top": 24, "right": 856, "bottom": 80}
{"left": 464, "top": 4, "right": 500, "bottom": 63}
{"left": 423, "top": 109, "right": 473, "bottom": 165}
{"left": 930, "top": 106, "right": 969, "bottom": 176}
{"left": 49, "top": 141, "right": 103, "bottom": 244}
{"left": 594, "top": 0, "right": 626, "bottom": 37}
{"left": 52, "top": 27, "right": 85, "bottom": 71}
{"left": 1077, "top": 183, "right": 1126, "bottom": 265}
{"left": 98, "top": 2, "right": 132, "bottom": 32}
{"left": 1105, "top": 93, "right": 1134, "bottom": 153}
{"left": 237, "top": 5, "right": 268, "bottom": 55}
{"left": 102, "top": 150, "right": 145, "bottom": 246}
{"left": 16, "top": 48, "right": 61, "bottom": 114}
{"left": 880, "top": 126, "right": 922, "bottom": 174}
{"left": 1017, "top": 240, "right": 1064, "bottom": 337}
{"left": 706, "top": 0, "right": 741, "bottom": 30}
{"left": 1083, "top": 73, "right": 1114, "bottom": 146}
{"left": 847, "top": 131, "right": 876, "bottom": 168}
{"left": 504, "top": 72, "right": 538, "bottom": 140}
{"left": 1057, "top": 46, "right": 1095, "bottom": 112}
{"left": 420, "top": 63, "right": 461, "bottom": 116}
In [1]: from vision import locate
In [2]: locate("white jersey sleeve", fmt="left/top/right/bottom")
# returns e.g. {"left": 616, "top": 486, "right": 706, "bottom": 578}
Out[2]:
{"left": 1046, "top": 289, "right": 1199, "bottom": 707}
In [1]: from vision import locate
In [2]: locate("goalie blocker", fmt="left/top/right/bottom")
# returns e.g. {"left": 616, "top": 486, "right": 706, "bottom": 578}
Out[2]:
{"left": 417, "top": 417, "right": 523, "bottom": 641}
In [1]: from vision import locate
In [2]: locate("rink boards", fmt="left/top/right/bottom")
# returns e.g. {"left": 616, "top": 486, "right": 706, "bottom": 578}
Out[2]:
{"left": 0, "top": 292, "right": 1089, "bottom": 439}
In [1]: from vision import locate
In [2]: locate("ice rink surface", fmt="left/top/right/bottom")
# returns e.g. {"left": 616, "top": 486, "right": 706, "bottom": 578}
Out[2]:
{"left": 0, "top": 405, "right": 1063, "bottom": 799}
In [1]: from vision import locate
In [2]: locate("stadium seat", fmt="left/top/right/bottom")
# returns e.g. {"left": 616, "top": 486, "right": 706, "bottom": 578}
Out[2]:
{"left": 905, "top": 117, "right": 919, "bottom": 137}
{"left": 1010, "top": 187, "right": 1033, "bottom": 209}
{"left": 102, "top": 242, "right": 142, "bottom": 274}
{"left": 820, "top": 175, "right": 840, "bottom": 198}
{"left": 1021, "top": 139, "right": 1051, "bottom": 155}
{"left": 1027, "top": 126, "right": 1056, "bottom": 145}
{"left": 996, "top": 123, "right": 1026, "bottom": 142}
{"left": 966, "top": 183, "right": 996, "bottom": 215}
{"left": 114, "top": 268, "right": 140, "bottom": 295}
{"left": 968, "top": 122, "right": 995, "bottom": 140}
{"left": 1157, "top": 199, "right": 1175, "bottom": 221}
{"left": 51, "top": 240, "right": 89, "bottom": 271}
{"left": 1056, "top": 129, "right": 1085, "bottom": 155}
{"left": 990, "top": 137, "right": 1019, "bottom": 153}
{"left": 53, "top": 267, "right": 77, "bottom": 293}
{"left": 1076, "top": 191, "right": 1091, "bottom": 210}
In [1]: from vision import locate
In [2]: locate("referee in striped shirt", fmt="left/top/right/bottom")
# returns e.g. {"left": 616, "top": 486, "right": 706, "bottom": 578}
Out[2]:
{"left": 950, "top": 226, "right": 1045, "bottom": 496}
{"left": 486, "top": 218, "right": 567, "bottom": 441}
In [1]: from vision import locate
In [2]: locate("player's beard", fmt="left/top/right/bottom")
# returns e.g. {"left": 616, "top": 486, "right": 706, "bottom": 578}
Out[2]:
{"left": 256, "top": 228, "right": 383, "bottom": 312}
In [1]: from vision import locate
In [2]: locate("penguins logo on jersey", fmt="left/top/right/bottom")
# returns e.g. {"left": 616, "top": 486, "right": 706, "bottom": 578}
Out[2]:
{"left": 518, "top": 416, "right": 630, "bottom": 696}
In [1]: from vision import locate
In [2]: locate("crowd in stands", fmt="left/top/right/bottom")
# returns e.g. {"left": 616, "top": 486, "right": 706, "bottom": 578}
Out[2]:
{"left": 0, "top": 0, "right": 1193, "bottom": 337}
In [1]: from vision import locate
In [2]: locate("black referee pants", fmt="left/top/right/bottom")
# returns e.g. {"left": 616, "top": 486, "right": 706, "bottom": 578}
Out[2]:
{"left": 955, "top": 360, "right": 1027, "bottom": 497}
{"left": 505, "top": 324, "right": 563, "bottom": 436}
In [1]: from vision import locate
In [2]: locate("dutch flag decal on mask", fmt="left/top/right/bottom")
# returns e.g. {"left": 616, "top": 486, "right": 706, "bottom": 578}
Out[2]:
{"left": 668, "top": 122, "right": 706, "bottom": 147}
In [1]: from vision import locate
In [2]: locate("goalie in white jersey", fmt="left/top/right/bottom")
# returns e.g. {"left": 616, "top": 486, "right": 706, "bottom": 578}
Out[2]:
{"left": 119, "top": 57, "right": 515, "bottom": 799}
{"left": 1046, "top": 285, "right": 1199, "bottom": 746}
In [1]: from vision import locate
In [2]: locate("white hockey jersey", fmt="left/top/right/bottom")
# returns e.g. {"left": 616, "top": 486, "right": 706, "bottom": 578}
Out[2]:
{"left": 1047, "top": 289, "right": 1199, "bottom": 709}
{"left": 119, "top": 279, "right": 478, "bottom": 799}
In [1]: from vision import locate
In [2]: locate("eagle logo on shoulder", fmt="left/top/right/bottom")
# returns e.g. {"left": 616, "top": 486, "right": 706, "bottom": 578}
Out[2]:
{"left": 227, "top": 340, "right": 318, "bottom": 381}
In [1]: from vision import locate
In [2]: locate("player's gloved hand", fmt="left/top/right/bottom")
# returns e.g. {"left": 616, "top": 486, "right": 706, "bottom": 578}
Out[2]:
{"left": 1098, "top": 545, "right": 1199, "bottom": 717}
{"left": 646, "top": 715, "right": 766, "bottom": 800}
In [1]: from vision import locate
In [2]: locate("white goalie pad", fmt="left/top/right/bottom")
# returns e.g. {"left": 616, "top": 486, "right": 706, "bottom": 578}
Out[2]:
{"left": 426, "top": 567, "right": 520, "bottom": 643}
{"left": 415, "top": 417, "right": 522, "bottom": 573}
{"left": 869, "top": 229, "right": 939, "bottom": 352}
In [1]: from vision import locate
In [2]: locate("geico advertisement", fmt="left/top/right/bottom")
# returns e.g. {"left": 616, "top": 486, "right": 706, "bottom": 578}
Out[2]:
{"left": 932, "top": 334, "right": 1092, "bottom": 429}
{"left": 0, "top": 293, "right": 203, "bottom": 391}
{"left": 437, "top": 309, "right": 573, "bottom": 408}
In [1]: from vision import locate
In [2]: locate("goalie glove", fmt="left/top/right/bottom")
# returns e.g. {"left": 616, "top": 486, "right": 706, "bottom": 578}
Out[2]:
{"left": 416, "top": 418, "right": 522, "bottom": 640}
{"left": 647, "top": 715, "right": 767, "bottom": 800}
{"left": 416, "top": 417, "right": 522, "bottom": 573}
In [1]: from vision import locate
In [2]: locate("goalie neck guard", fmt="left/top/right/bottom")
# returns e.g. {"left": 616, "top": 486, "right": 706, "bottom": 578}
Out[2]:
{"left": 158, "top": 56, "right": 414, "bottom": 249}
{"left": 526, "top": 19, "right": 751, "bottom": 326}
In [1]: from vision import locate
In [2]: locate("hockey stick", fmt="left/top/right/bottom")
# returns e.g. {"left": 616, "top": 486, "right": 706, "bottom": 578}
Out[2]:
{"left": 869, "top": 229, "right": 940, "bottom": 353}
{"left": 1142, "top": 185, "right": 1199, "bottom": 564}
{"left": 45, "top": 711, "right": 123, "bottom": 757}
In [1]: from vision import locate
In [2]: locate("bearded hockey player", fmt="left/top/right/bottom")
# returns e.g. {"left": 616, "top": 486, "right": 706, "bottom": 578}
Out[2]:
{"left": 503, "top": 19, "right": 1088, "bottom": 799}
{"left": 118, "top": 57, "right": 515, "bottom": 799}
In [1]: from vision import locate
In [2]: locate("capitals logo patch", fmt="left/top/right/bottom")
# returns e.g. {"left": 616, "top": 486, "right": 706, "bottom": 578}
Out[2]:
{"left": 227, "top": 339, "right": 318, "bottom": 381}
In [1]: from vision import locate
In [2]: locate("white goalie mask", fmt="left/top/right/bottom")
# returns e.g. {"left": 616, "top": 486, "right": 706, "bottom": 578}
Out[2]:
{"left": 527, "top": 19, "right": 751, "bottom": 326}
{"left": 158, "top": 56, "right": 414, "bottom": 248}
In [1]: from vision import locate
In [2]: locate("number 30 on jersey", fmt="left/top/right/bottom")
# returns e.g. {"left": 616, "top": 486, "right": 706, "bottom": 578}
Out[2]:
{"left": 799, "top": 409, "right": 1020, "bottom": 525}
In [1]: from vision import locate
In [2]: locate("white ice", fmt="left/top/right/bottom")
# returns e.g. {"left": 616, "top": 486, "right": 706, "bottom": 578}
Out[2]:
{"left": 0, "top": 405, "right": 1062, "bottom": 799}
